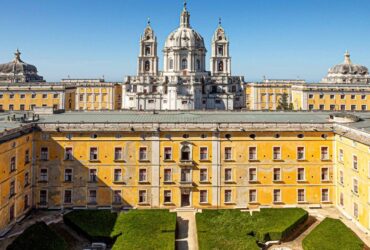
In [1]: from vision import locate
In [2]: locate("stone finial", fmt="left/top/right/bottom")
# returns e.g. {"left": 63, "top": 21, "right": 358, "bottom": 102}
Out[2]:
{"left": 14, "top": 49, "right": 21, "bottom": 61}
{"left": 344, "top": 50, "right": 352, "bottom": 64}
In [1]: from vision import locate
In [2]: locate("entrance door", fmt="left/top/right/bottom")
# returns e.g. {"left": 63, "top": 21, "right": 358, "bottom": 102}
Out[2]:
{"left": 181, "top": 193, "right": 190, "bottom": 207}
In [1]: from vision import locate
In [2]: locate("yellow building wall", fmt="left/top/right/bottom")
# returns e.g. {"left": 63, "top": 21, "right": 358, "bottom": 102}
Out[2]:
{"left": 0, "top": 92, "right": 63, "bottom": 111}
{"left": 307, "top": 93, "right": 370, "bottom": 111}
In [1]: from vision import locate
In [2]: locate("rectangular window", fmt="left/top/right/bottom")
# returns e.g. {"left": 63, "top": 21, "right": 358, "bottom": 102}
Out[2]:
{"left": 9, "top": 180, "right": 15, "bottom": 197}
{"left": 298, "top": 189, "right": 305, "bottom": 202}
{"left": 24, "top": 194, "right": 29, "bottom": 209}
{"left": 139, "top": 147, "right": 147, "bottom": 161}
{"left": 330, "top": 95, "right": 335, "bottom": 99}
{"left": 89, "top": 169, "right": 97, "bottom": 182}
{"left": 114, "top": 169, "right": 122, "bottom": 182}
{"left": 224, "top": 147, "right": 232, "bottom": 160}
{"left": 319, "top": 94, "right": 324, "bottom": 99}
{"left": 273, "top": 147, "right": 281, "bottom": 160}
{"left": 42, "top": 94, "right": 47, "bottom": 99}
{"left": 308, "top": 94, "right": 313, "bottom": 99}
{"left": 39, "top": 190, "right": 47, "bottom": 205}
{"left": 321, "top": 189, "right": 329, "bottom": 202}
{"left": 361, "top": 95, "right": 366, "bottom": 100}
{"left": 330, "top": 105, "right": 335, "bottom": 111}
{"left": 319, "top": 104, "right": 324, "bottom": 111}
{"left": 53, "top": 93, "right": 59, "bottom": 98}
{"left": 249, "top": 189, "right": 257, "bottom": 203}
{"left": 225, "top": 168, "right": 232, "bottom": 182}
{"left": 64, "top": 169, "right": 73, "bottom": 182}
{"left": 164, "top": 190, "right": 172, "bottom": 203}
{"left": 200, "top": 147, "right": 208, "bottom": 160}
{"left": 64, "top": 190, "right": 72, "bottom": 204}
{"left": 20, "top": 104, "right": 25, "bottom": 111}
{"left": 200, "top": 190, "right": 208, "bottom": 203}
{"left": 24, "top": 172, "right": 29, "bottom": 186}
{"left": 139, "top": 190, "right": 147, "bottom": 203}
{"left": 224, "top": 190, "right": 232, "bottom": 203}
{"left": 89, "top": 147, "right": 98, "bottom": 161}
{"left": 200, "top": 169, "right": 208, "bottom": 182}
{"left": 297, "top": 168, "right": 305, "bottom": 181}
{"left": 164, "top": 147, "right": 172, "bottom": 161}
{"left": 273, "top": 168, "right": 281, "bottom": 181}
{"left": 40, "top": 147, "right": 49, "bottom": 161}
{"left": 9, "top": 94, "right": 14, "bottom": 99}
{"left": 339, "top": 170, "right": 344, "bottom": 184}
{"left": 351, "top": 95, "right": 356, "bottom": 100}
{"left": 181, "top": 169, "right": 191, "bottom": 183}
{"left": 249, "top": 168, "right": 257, "bottom": 182}
{"left": 65, "top": 147, "right": 73, "bottom": 160}
{"left": 353, "top": 155, "right": 358, "bottom": 170}
{"left": 164, "top": 169, "right": 172, "bottom": 182}
{"left": 351, "top": 105, "right": 356, "bottom": 111}
{"left": 354, "top": 203, "right": 358, "bottom": 219}
{"left": 40, "top": 169, "right": 48, "bottom": 182}
{"left": 113, "top": 190, "right": 122, "bottom": 204}
{"left": 353, "top": 178, "right": 358, "bottom": 194}
{"left": 321, "top": 168, "right": 329, "bottom": 181}
{"left": 249, "top": 147, "right": 257, "bottom": 160}
{"left": 309, "top": 104, "right": 314, "bottom": 110}
{"left": 273, "top": 189, "right": 281, "bottom": 203}
{"left": 321, "top": 147, "right": 329, "bottom": 160}
{"left": 297, "top": 147, "right": 305, "bottom": 160}
{"left": 9, "top": 104, "right": 14, "bottom": 111}
{"left": 340, "top": 94, "right": 345, "bottom": 99}
{"left": 362, "top": 105, "right": 367, "bottom": 111}
{"left": 340, "top": 105, "right": 346, "bottom": 111}
{"left": 139, "top": 169, "right": 147, "bottom": 182}
{"left": 31, "top": 93, "right": 36, "bottom": 99}
{"left": 88, "top": 190, "right": 97, "bottom": 204}
{"left": 10, "top": 156, "right": 16, "bottom": 172}
{"left": 25, "top": 149, "right": 30, "bottom": 164}
{"left": 114, "top": 147, "right": 123, "bottom": 161}
{"left": 339, "top": 149, "right": 344, "bottom": 162}
{"left": 340, "top": 192, "right": 344, "bottom": 206}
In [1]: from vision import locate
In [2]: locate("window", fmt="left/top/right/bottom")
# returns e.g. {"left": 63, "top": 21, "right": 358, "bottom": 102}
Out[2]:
{"left": 10, "top": 156, "right": 16, "bottom": 172}
{"left": 9, "top": 104, "right": 14, "bottom": 111}
{"left": 24, "top": 194, "right": 29, "bottom": 209}
{"left": 298, "top": 189, "right": 305, "bottom": 202}
{"left": 340, "top": 94, "right": 345, "bottom": 99}
{"left": 114, "top": 147, "right": 123, "bottom": 161}
{"left": 319, "top": 104, "right": 324, "bottom": 111}
{"left": 297, "top": 168, "right": 305, "bottom": 181}
{"left": 319, "top": 94, "right": 324, "bottom": 99}
{"left": 225, "top": 168, "right": 232, "bottom": 182}
{"left": 218, "top": 45, "right": 224, "bottom": 56}
{"left": 273, "top": 168, "right": 281, "bottom": 181}
{"left": 361, "top": 95, "right": 366, "bottom": 100}
{"left": 20, "top": 104, "right": 25, "bottom": 111}
{"left": 88, "top": 190, "right": 97, "bottom": 204}
{"left": 139, "top": 190, "right": 147, "bottom": 203}
{"left": 340, "top": 192, "right": 344, "bottom": 206}
{"left": 139, "top": 147, "right": 148, "bottom": 161}
{"left": 53, "top": 93, "right": 59, "bottom": 98}
{"left": 200, "top": 147, "right": 208, "bottom": 160}
{"left": 249, "top": 190, "right": 257, "bottom": 203}
{"left": 113, "top": 190, "right": 122, "bottom": 204}
{"left": 353, "top": 178, "right": 358, "bottom": 194}
{"left": 25, "top": 172, "right": 29, "bottom": 186}
{"left": 362, "top": 105, "right": 367, "bottom": 111}
{"left": 145, "top": 46, "right": 151, "bottom": 56}
{"left": 139, "top": 169, "right": 147, "bottom": 182}
{"left": 321, "top": 189, "right": 329, "bottom": 202}
{"left": 353, "top": 155, "right": 358, "bottom": 170}
{"left": 164, "top": 147, "right": 172, "bottom": 161}
{"left": 164, "top": 190, "right": 172, "bottom": 203}
{"left": 181, "top": 58, "right": 188, "bottom": 70}
{"left": 249, "top": 147, "right": 257, "bottom": 160}
{"left": 340, "top": 105, "right": 346, "bottom": 111}
{"left": 40, "top": 169, "right": 48, "bottom": 182}
{"left": 309, "top": 104, "right": 314, "bottom": 110}
{"left": 200, "top": 169, "right": 208, "bottom": 182}
{"left": 181, "top": 169, "right": 191, "bottom": 183}
{"left": 64, "top": 147, "right": 73, "bottom": 160}
{"left": 39, "top": 190, "right": 47, "bottom": 205}
{"left": 308, "top": 94, "right": 313, "bottom": 99}
{"left": 40, "top": 147, "right": 48, "bottom": 161}
{"left": 9, "top": 180, "right": 15, "bottom": 197}
{"left": 330, "top": 94, "right": 334, "bottom": 99}
{"left": 0, "top": 94, "right": 2, "bottom": 99}
{"left": 200, "top": 190, "right": 208, "bottom": 203}
{"left": 351, "top": 95, "right": 356, "bottom": 100}
{"left": 169, "top": 59, "right": 174, "bottom": 70}
{"left": 79, "top": 94, "right": 84, "bottom": 101}
{"left": 297, "top": 147, "right": 305, "bottom": 160}
{"left": 339, "top": 170, "right": 344, "bottom": 185}
{"left": 273, "top": 189, "right": 281, "bottom": 203}
{"left": 114, "top": 169, "right": 122, "bottom": 182}
{"left": 164, "top": 169, "right": 172, "bottom": 182}
{"left": 25, "top": 150, "right": 30, "bottom": 164}
{"left": 339, "top": 149, "right": 344, "bottom": 162}
{"left": 90, "top": 147, "right": 98, "bottom": 161}
{"left": 330, "top": 105, "right": 335, "bottom": 111}
{"left": 273, "top": 147, "right": 281, "bottom": 160}
{"left": 181, "top": 146, "right": 191, "bottom": 161}
{"left": 351, "top": 105, "right": 356, "bottom": 111}
{"left": 144, "top": 61, "right": 150, "bottom": 71}
{"left": 64, "top": 190, "right": 72, "bottom": 204}
{"left": 9, "top": 94, "right": 14, "bottom": 99}
{"left": 321, "top": 168, "right": 329, "bottom": 181}
{"left": 89, "top": 169, "right": 97, "bottom": 182}
{"left": 249, "top": 168, "right": 257, "bottom": 182}
{"left": 354, "top": 203, "right": 358, "bottom": 219}
{"left": 64, "top": 169, "right": 73, "bottom": 182}
{"left": 42, "top": 94, "right": 47, "bottom": 99}
{"left": 224, "top": 147, "right": 232, "bottom": 160}
{"left": 224, "top": 190, "right": 232, "bottom": 203}
{"left": 321, "top": 147, "right": 329, "bottom": 160}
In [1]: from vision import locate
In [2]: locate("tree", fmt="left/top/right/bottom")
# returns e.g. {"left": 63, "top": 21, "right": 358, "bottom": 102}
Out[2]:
{"left": 277, "top": 93, "right": 293, "bottom": 111}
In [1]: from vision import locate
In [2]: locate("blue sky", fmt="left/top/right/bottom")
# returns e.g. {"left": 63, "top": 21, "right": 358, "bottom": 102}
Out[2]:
{"left": 1, "top": 0, "right": 370, "bottom": 82}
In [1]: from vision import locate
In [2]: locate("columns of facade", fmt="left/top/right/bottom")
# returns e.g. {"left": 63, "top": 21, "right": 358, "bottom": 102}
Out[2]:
{"left": 75, "top": 88, "right": 80, "bottom": 110}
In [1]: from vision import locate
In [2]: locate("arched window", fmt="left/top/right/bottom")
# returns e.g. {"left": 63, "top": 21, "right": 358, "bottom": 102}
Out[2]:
{"left": 218, "top": 61, "right": 224, "bottom": 71}
{"left": 181, "top": 58, "right": 188, "bottom": 70}
{"left": 181, "top": 145, "right": 191, "bottom": 161}
{"left": 145, "top": 46, "right": 151, "bottom": 56}
{"left": 218, "top": 46, "right": 224, "bottom": 56}
{"left": 196, "top": 59, "right": 201, "bottom": 70}
{"left": 145, "top": 61, "right": 150, "bottom": 72}
{"left": 169, "top": 59, "right": 174, "bottom": 70}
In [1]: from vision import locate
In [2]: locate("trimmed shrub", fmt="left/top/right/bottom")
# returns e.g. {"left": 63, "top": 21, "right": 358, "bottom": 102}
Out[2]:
{"left": 7, "top": 221, "right": 67, "bottom": 250}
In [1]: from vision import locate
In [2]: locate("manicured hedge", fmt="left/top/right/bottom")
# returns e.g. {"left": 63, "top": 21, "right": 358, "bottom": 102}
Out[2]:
{"left": 302, "top": 218, "right": 364, "bottom": 250}
{"left": 7, "top": 221, "right": 67, "bottom": 250}
{"left": 63, "top": 210, "right": 120, "bottom": 244}
{"left": 197, "top": 208, "right": 308, "bottom": 250}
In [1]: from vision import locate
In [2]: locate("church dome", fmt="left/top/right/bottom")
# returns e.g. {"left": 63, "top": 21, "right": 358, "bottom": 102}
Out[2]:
{"left": 328, "top": 51, "right": 368, "bottom": 75}
{"left": 0, "top": 49, "right": 38, "bottom": 74}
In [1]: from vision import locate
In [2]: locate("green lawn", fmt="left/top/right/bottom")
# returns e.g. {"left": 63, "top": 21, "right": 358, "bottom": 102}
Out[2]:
{"left": 63, "top": 209, "right": 176, "bottom": 250}
{"left": 302, "top": 218, "right": 364, "bottom": 250}
{"left": 196, "top": 208, "right": 308, "bottom": 250}
{"left": 7, "top": 222, "right": 68, "bottom": 250}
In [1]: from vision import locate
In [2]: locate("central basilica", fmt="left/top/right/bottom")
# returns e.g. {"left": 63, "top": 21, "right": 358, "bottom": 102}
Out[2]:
{"left": 122, "top": 2, "right": 245, "bottom": 110}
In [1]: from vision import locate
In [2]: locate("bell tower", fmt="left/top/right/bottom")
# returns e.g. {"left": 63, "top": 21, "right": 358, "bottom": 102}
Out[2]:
{"left": 138, "top": 18, "right": 158, "bottom": 76}
{"left": 211, "top": 18, "right": 231, "bottom": 76}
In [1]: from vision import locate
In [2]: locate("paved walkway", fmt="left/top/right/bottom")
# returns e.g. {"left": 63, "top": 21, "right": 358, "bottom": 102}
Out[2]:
{"left": 176, "top": 211, "right": 199, "bottom": 250}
